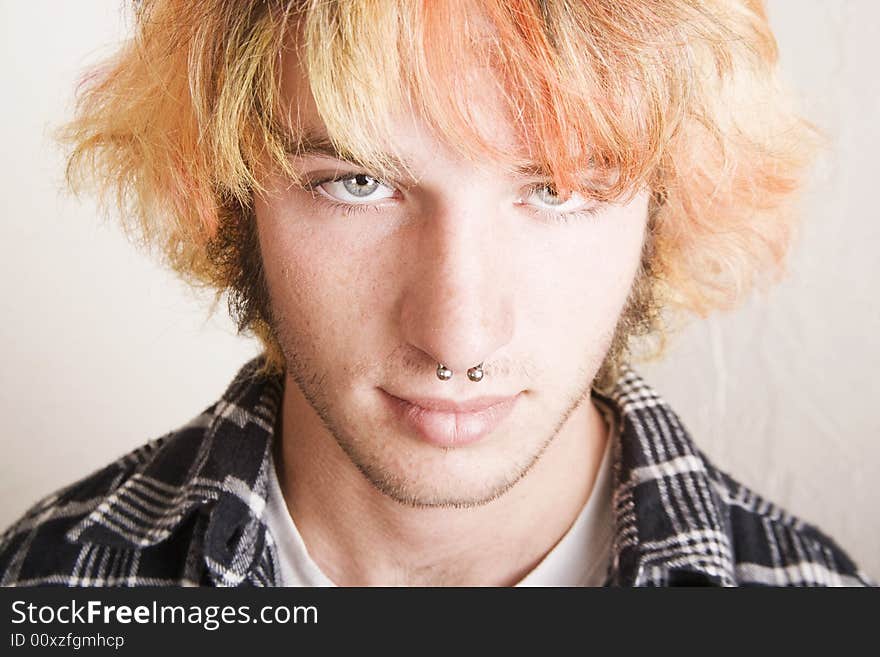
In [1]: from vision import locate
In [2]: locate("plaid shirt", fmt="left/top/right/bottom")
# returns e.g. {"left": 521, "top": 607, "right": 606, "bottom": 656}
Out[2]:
{"left": 0, "top": 357, "right": 871, "bottom": 587}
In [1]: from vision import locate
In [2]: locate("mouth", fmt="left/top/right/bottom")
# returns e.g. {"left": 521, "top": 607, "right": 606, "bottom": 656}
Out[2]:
{"left": 379, "top": 390, "right": 521, "bottom": 448}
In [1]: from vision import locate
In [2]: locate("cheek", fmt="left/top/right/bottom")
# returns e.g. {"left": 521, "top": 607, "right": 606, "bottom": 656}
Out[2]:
{"left": 253, "top": 182, "right": 648, "bottom": 366}
{"left": 522, "top": 198, "right": 649, "bottom": 336}
{"left": 253, "top": 193, "right": 395, "bottom": 342}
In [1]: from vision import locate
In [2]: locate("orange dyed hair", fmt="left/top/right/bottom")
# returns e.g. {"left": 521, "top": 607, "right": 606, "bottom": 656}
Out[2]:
{"left": 63, "top": 0, "right": 817, "bottom": 374}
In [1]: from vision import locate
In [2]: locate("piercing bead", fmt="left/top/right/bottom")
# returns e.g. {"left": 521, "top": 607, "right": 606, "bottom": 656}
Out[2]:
{"left": 436, "top": 364, "right": 453, "bottom": 381}
{"left": 467, "top": 364, "right": 484, "bottom": 382}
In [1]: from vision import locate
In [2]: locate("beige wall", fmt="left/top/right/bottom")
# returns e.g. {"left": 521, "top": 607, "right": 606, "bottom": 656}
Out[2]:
{"left": 1, "top": 1, "right": 877, "bottom": 581}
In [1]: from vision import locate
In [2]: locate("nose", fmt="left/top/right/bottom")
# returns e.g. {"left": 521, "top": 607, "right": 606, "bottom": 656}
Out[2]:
{"left": 397, "top": 200, "right": 515, "bottom": 375}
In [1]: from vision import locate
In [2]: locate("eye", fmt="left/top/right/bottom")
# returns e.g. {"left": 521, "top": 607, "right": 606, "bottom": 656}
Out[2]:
{"left": 316, "top": 174, "right": 396, "bottom": 204}
{"left": 522, "top": 184, "right": 593, "bottom": 213}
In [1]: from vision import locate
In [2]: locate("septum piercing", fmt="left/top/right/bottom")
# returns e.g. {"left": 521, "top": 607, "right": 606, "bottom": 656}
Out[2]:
{"left": 467, "top": 364, "right": 484, "bottom": 382}
{"left": 436, "top": 364, "right": 453, "bottom": 381}
{"left": 436, "top": 363, "right": 484, "bottom": 382}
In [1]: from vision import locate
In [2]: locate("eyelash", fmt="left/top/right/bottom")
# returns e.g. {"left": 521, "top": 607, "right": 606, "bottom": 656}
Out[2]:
{"left": 526, "top": 200, "right": 602, "bottom": 224}
{"left": 303, "top": 174, "right": 603, "bottom": 223}
{"left": 315, "top": 198, "right": 387, "bottom": 219}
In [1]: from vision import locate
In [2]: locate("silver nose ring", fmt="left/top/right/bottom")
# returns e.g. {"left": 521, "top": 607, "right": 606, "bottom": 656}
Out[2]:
{"left": 467, "top": 364, "right": 484, "bottom": 382}
{"left": 436, "top": 363, "right": 484, "bottom": 382}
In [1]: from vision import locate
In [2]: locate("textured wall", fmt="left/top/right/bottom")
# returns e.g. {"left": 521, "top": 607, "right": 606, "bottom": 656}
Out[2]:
{"left": 1, "top": 1, "right": 877, "bottom": 581}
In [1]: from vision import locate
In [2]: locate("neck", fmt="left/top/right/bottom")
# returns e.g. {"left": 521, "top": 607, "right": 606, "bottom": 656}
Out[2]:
{"left": 274, "top": 380, "right": 608, "bottom": 586}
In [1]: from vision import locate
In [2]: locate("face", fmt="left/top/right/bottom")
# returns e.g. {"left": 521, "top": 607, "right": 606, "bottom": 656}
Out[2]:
{"left": 253, "top": 54, "right": 650, "bottom": 508}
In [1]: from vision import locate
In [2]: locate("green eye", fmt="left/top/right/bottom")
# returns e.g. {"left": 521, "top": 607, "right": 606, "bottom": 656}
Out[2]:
{"left": 524, "top": 185, "right": 592, "bottom": 213}
{"left": 532, "top": 185, "right": 567, "bottom": 206}
{"left": 341, "top": 174, "right": 381, "bottom": 198}
{"left": 316, "top": 174, "right": 397, "bottom": 204}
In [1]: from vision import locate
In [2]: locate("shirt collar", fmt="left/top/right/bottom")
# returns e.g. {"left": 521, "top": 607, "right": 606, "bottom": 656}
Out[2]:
{"left": 68, "top": 357, "right": 732, "bottom": 586}
{"left": 598, "top": 368, "right": 735, "bottom": 586}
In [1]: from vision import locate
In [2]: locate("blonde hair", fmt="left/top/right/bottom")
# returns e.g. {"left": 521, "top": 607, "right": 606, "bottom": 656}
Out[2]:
{"left": 63, "top": 0, "right": 817, "bottom": 377}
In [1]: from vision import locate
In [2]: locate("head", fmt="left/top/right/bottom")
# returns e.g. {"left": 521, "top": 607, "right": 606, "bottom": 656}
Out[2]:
{"left": 64, "top": 0, "right": 817, "bottom": 505}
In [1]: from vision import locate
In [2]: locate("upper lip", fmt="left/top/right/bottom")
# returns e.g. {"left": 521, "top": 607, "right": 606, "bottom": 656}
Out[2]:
{"left": 384, "top": 391, "right": 519, "bottom": 413}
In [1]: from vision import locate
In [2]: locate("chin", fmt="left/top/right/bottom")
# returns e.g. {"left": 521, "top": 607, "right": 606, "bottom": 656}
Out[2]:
{"left": 335, "top": 432, "right": 545, "bottom": 510}
{"left": 361, "top": 472, "right": 524, "bottom": 509}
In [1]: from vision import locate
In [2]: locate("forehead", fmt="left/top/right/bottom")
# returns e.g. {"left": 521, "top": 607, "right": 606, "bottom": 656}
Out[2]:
{"left": 278, "top": 39, "right": 532, "bottom": 174}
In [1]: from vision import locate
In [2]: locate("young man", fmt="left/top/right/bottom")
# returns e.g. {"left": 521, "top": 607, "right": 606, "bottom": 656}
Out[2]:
{"left": 0, "top": 0, "right": 871, "bottom": 586}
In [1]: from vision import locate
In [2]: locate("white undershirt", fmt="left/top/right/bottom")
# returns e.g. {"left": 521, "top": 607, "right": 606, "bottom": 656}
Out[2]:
{"left": 264, "top": 418, "right": 614, "bottom": 587}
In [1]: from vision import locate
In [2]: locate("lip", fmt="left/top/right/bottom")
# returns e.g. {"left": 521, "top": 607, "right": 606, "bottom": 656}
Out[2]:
{"left": 380, "top": 390, "right": 521, "bottom": 448}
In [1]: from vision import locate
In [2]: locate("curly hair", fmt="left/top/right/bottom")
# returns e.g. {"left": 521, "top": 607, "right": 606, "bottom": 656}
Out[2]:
{"left": 61, "top": 0, "right": 818, "bottom": 383}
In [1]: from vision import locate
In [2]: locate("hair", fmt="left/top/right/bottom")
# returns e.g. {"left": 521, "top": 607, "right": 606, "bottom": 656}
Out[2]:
{"left": 62, "top": 0, "right": 818, "bottom": 384}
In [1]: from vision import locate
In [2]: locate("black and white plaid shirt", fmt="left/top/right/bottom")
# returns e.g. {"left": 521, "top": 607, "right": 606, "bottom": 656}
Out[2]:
{"left": 0, "top": 357, "right": 871, "bottom": 586}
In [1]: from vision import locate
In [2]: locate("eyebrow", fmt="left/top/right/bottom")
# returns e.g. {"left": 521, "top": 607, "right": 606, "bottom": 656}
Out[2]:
{"left": 281, "top": 128, "right": 581, "bottom": 181}
{"left": 282, "top": 129, "right": 410, "bottom": 173}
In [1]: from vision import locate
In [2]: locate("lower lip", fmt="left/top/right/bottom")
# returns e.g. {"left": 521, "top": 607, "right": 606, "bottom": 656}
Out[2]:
{"left": 382, "top": 392, "right": 520, "bottom": 448}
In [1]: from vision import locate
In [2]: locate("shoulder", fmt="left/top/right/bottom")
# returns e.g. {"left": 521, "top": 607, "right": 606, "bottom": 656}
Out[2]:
{"left": 0, "top": 415, "right": 212, "bottom": 586}
{"left": 0, "top": 358, "right": 284, "bottom": 587}
{"left": 699, "top": 456, "right": 873, "bottom": 586}
{"left": 603, "top": 367, "right": 874, "bottom": 587}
